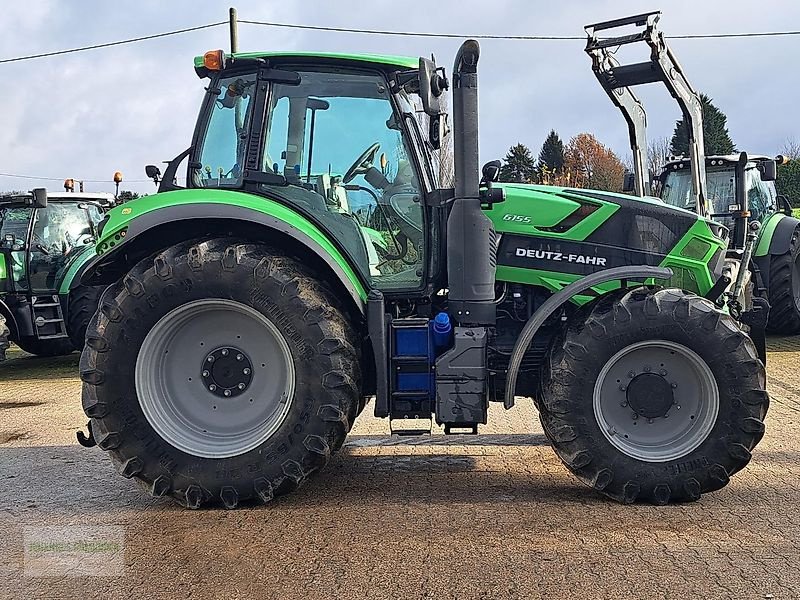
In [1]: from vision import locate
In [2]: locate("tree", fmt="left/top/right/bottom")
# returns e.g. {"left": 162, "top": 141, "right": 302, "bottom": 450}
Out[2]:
{"left": 780, "top": 137, "right": 800, "bottom": 160}
{"left": 563, "top": 133, "right": 625, "bottom": 192}
{"left": 499, "top": 143, "right": 537, "bottom": 183}
{"left": 670, "top": 94, "right": 735, "bottom": 156}
{"left": 537, "top": 130, "right": 565, "bottom": 173}
{"left": 117, "top": 190, "right": 140, "bottom": 203}
{"left": 777, "top": 161, "right": 800, "bottom": 207}
{"left": 647, "top": 136, "right": 671, "bottom": 178}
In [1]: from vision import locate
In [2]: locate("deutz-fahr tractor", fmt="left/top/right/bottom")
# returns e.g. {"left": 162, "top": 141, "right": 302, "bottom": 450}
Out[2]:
{"left": 586, "top": 11, "right": 798, "bottom": 337}
{"left": 0, "top": 189, "right": 112, "bottom": 360}
{"left": 78, "top": 40, "right": 768, "bottom": 509}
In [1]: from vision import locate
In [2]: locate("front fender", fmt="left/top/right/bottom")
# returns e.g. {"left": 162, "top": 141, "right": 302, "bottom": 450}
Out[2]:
{"left": 82, "top": 190, "right": 368, "bottom": 313}
{"left": 503, "top": 265, "right": 674, "bottom": 407}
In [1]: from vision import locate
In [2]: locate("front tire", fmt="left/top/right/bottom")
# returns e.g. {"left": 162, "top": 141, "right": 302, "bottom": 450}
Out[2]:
{"left": 68, "top": 285, "right": 106, "bottom": 349}
{"left": 80, "top": 238, "right": 361, "bottom": 509}
{"left": 539, "top": 287, "right": 768, "bottom": 505}
{"left": 766, "top": 226, "right": 800, "bottom": 334}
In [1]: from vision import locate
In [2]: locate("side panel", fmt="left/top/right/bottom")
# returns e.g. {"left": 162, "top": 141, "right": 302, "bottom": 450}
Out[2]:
{"left": 754, "top": 212, "right": 785, "bottom": 256}
{"left": 489, "top": 185, "right": 722, "bottom": 301}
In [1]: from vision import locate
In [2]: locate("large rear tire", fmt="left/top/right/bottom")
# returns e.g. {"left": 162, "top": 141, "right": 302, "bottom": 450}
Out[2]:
{"left": 0, "top": 313, "right": 9, "bottom": 361}
{"left": 80, "top": 238, "right": 361, "bottom": 509}
{"left": 539, "top": 287, "right": 768, "bottom": 505}
{"left": 766, "top": 226, "right": 800, "bottom": 334}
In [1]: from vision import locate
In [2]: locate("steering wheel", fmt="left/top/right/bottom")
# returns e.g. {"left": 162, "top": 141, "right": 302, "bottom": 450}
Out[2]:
{"left": 343, "top": 142, "right": 381, "bottom": 184}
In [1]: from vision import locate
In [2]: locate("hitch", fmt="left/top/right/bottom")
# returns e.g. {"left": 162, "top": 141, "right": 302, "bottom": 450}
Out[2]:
{"left": 76, "top": 420, "right": 96, "bottom": 447}
{"left": 740, "top": 297, "right": 770, "bottom": 365}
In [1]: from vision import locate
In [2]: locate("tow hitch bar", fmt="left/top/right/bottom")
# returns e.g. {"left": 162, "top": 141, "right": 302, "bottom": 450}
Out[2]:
{"left": 740, "top": 296, "right": 770, "bottom": 365}
{"left": 77, "top": 420, "right": 96, "bottom": 447}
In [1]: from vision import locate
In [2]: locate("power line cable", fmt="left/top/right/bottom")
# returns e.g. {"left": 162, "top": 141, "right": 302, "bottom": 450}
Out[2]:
{"left": 0, "top": 21, "right": 226, "bottom": 64}
{"left": 0, "top": 172, "right": 151, "bottom": 183}
{"left": 239, "top": 19, "right": 800, "bottom": 41}
{"left": 1, "top": 18, "right": 799, "bottom": 65}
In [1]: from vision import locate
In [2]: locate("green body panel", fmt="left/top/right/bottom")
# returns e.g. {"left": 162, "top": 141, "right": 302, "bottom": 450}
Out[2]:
{"left": 195, "top": 51, "right": 418, "bottom": 71}
{"left": 58, "top": 245, "right": 97, "bottom": 295}
{"left": 0, "top": 254, "right": 6, "bottom": 282}
{"left": 754, "top": 212, "right": 785, "bottom": 257}
{"left": 95, "top": 189, "right": 368, "bottom": 301}
{"left": 487, "top": 184, "right": 724, "bottom": 303}
{"left": 488, "top": 184, "right": 619, "bottom": 240}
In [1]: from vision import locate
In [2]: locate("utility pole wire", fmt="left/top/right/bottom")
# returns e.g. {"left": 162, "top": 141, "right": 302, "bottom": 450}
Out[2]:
{"left": 0, "top": 21, "right": 226, "bottom": 64}
{"left": 1, "top": 18, "right": 799, "bottom": 65}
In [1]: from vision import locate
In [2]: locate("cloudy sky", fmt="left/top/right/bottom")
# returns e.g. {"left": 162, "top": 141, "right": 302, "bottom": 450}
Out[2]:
{"left": 1, "top": 0, "right": 798, "bottom": 195}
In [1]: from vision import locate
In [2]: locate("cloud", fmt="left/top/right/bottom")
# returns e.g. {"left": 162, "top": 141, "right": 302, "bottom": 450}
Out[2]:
{"left": 0, "top": 0, "right": 798, "bottom": 194}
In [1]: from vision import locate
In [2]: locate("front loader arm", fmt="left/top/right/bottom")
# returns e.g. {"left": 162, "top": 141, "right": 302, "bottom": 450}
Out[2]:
{"left": 585, "top": 11, "right": 708, "bottom": 213}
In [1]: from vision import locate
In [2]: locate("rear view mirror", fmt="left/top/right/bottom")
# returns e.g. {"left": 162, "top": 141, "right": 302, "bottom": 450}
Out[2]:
{"left": 31, "top": 188, "right": 47, "bottom": 208}
{"left": 419, "top": 56, "right": 448, "bottom": 117}
{"left": 481, "top": 160, "right": 501, "bottom": 185}
{"left": 759, "top": 159, "right": 777, "bottom": 182}
{"left": 145, "top": 164, "right": 161, "bottom": 185}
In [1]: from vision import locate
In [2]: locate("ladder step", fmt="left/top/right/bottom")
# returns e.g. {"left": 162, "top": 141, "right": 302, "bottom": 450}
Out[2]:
{"left": 392, "top": 429, "right": 431, "bottom": 437}
{"left": 33, "top": 302, "right": 60, "bottom": 308}
{"left": 36, "top": 318, "right": 66, "bottom": 324}
{"left": 36, "top": 333, "right": 69, "bottom": 340}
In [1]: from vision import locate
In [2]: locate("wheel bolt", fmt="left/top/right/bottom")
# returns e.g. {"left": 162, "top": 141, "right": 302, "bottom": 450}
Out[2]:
{"left": 648, "top": 418, "right": 654, "bottom": 424}
{"left": 236, "top": 354, "right": 243, "bottom": 361}
{"left": 209, "top": 384, "right": 217, "bottom": 392}
{"left": 671, "top": 382, "right": 677, "bottom": 389}
{"left": 628, "top": 371, "right": 636, "bottom": 378}
{"left": 207, "top": 356, "right": 214, "bottom": 363}
{"left": 202, "top": 370, "right": 209, "bottom": 377}
{"left": 620, "top": 401, "right": 628, "bottom": 407}
{"left": 659, "top": 369, "right": 667, "bottom": 376}
{"left": 676, "top": 404, "right": 681, "bottom": 410}
{"left": 619, "top": 385, "right": 627, "bottom": 392}
{"left": 221, "top": 349, "right": 229, "bottom": 356}
{"left": 238, "top": 383, "right": 246, "bottom": 390}
{"left": 243, "top": 368, "right": 251, "bottom": 376}
{"left": 643, "top": 365, "right": 651, "bottom": 373}
{"left": 632, "top": 413, "right": 638, "bottom": 420}
{"left": 224, "top": 389, "right": 231, "bottom": 397}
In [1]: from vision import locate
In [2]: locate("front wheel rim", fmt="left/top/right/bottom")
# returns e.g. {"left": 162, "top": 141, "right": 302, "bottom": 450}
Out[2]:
{"left": 593, "top": 340, "right": 719, "bottom": 463}
{"left": 135, "top": 299, "right": 296, "bottom": 459}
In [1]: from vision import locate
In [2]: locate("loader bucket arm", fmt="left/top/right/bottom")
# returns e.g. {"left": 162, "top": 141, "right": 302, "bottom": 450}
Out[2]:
{"left": 585, "top": 11, "right": 708, "bottom": 215}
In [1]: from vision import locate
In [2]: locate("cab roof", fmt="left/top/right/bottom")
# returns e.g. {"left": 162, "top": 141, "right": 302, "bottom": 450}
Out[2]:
{"left": 193, "top": 51, "right": 419, "bottom": 73}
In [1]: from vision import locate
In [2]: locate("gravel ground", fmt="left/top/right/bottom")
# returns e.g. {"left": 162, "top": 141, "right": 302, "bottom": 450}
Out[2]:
{"left": 0, "top": 339, "right": 798, "bottom": 599}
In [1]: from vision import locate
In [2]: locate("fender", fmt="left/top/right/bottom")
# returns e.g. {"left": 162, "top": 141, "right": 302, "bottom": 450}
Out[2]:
{"left": 503, "top": 265, "right": 673, "bottom": 407}
{"left": 81, "top": 195, "right": 369, "bottom": 313}
{"left": 752, "top": 213, "right": 800, "bottom": 294}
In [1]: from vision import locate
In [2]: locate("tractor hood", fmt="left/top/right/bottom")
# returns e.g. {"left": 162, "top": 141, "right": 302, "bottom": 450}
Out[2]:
{"left": 485, "top": 183, "right": 727, "bottom": 300}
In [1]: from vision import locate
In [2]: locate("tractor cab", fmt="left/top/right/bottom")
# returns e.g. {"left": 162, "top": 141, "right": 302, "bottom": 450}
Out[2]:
{"left": 149, "top": 52, "right": 449, "bottom": 292}
{"left": 0, "top": 190, "right": 111, "bottom": 353}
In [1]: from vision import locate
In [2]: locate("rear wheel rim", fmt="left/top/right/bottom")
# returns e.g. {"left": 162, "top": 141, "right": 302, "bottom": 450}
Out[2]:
{"left": 136, "top": 299, "right": 295, "bottom": 459}
{"left": 792, "top": 254, "right": 800, "bottom": 311}
{"left": 593, "top": 340, "right": 719, "bottom": 463}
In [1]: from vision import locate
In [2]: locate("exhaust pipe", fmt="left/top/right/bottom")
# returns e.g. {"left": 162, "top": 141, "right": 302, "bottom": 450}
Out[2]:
{"left": 448, "top": 39, "right": 496, "bottom": 325}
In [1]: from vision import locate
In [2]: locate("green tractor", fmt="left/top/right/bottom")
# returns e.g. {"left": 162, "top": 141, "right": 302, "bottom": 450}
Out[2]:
{"left": 0, "top": 189, "right": 112, "bottom": 360}
{"left": 586, "top": 11, "right": 800, "bottom": 335}
{"left": 77, "top": 40, "right": 768, "bottom": 509}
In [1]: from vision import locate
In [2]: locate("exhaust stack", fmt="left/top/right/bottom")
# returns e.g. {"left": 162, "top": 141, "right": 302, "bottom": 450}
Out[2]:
{"left": 447, "top": 39, "right": 496, "bottom": 325}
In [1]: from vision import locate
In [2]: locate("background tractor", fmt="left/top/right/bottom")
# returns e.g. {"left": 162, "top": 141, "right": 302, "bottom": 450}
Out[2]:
{"left": 78, "top": 38, "right": 767, "bottom": 509}
{"left": 586, "top": 11, "right": 797, "bottom": 337}
{"left": 0, "top": 189, "right": 112, "bottom": 358}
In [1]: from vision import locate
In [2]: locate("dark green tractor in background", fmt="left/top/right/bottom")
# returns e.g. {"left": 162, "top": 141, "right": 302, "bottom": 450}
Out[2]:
{"left": 77, "top": 36, "right": 767, "bottom": 509}
{"left": 586, "top": 11, "right": 800, "bottom": 335}
{"left": 0, "top": 189, "right": 112, "bottom": 360}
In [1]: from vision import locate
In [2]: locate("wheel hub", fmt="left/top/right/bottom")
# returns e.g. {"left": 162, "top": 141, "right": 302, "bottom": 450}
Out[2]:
{"left": 201, "top": 347, "right": 253, "bottom": 398}
{"left": 626, "top": 372, "right": 674, "bottom": 419}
